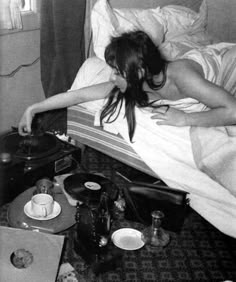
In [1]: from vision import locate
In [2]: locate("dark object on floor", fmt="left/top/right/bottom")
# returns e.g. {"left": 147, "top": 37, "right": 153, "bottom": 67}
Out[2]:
{"left": 71, "top": 173, "right": 121, "bottom": 274}
{"left": 0, "top": 156, "right": 24, "bottom": 207}
{"left": 74, "top": 235, "right": 123, "bottom": 275}
{"left": 123, "top": 182, "right": 189, "bottom": 232}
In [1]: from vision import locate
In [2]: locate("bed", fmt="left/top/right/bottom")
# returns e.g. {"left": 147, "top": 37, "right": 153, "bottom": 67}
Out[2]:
{"left": 67, "top": 0, "right": 236, "bottom": 238}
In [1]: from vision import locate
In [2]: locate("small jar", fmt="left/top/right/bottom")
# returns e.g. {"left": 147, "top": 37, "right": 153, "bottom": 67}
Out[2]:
{"left": 34, "top": 178, "right": 54, "bottom": 197}
{"left": 141, "top": 210, "right": 170, "bottom": 251}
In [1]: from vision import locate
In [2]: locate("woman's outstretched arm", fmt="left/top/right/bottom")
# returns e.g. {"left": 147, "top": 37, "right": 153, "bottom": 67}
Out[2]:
{"left": 18, "top": 81, "right": 115, "bottom": 136}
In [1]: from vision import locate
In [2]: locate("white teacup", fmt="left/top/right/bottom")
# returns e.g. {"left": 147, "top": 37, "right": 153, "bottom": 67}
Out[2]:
{"left": 31, "top": 194, "right": 54, "bottom": 218}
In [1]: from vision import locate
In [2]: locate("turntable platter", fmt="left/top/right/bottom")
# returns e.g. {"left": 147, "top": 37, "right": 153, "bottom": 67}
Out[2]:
{"left": 0, "top": 132, "right": 61, "bottom": 161}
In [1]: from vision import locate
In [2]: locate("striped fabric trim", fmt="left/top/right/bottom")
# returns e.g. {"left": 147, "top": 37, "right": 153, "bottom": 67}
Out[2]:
{"left": 68, "top": 124, "right": 140, "bottom": 160}
{"left": 222, "top": 59, "right": 236, "bottom": 94}
{"left": 218, "top": 46, "right": 236, "bottom": 95}
{"left": 67, "top": 105, "right": 156, "bottom": 176}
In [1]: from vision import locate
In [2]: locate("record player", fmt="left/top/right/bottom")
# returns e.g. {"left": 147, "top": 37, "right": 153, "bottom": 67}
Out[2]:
{"left": 0, "top": 129, "right": 81, "bottom": 206}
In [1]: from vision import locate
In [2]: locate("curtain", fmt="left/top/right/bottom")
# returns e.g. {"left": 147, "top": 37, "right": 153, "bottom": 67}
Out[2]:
{"left": 84, "top": 0, "right": 97, "bottom": 58}
{"left": 0, "top": 0, "right": 24, "bottom": 29}
{"left": 39, "top": 0, "right": 86, "bottom": 134}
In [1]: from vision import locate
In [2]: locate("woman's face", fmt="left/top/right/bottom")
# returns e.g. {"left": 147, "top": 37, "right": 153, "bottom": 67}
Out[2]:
{"left": 110, "top": 65, "right": 145, "bottom": 93}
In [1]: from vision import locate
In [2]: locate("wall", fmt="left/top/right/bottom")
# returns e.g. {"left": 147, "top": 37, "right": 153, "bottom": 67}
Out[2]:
{"left": 207, "top": 0, "right": 236, "bottom": 43}
{"left": 0, "top": 28, "right": 44, "bottom": 135}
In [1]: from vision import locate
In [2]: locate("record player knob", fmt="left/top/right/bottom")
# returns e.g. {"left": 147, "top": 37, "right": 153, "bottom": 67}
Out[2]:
{"left": 0, "top": 152, "right": 12, "bottom": 164}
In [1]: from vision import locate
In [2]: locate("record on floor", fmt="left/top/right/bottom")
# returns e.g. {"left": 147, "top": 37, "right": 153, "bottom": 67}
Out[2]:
{"left": 0, "top": 226, "right": 64, "bottom": 282}
{"left": 63, "top": 173, "right": 118, "bottom": 205}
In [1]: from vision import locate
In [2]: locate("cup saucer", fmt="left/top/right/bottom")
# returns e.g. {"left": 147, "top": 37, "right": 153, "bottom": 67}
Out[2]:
{"left": 24, "top": 200, "right": 61, "bottom": 220}
{"left": 111, "top": 228, "right": 145, "bottom": 250}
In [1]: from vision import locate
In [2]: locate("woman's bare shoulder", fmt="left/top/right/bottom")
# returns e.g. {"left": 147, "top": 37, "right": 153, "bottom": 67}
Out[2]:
{"left": 169, "top": 59, "right": 203, "bottom": 77}
{"left": 166, "top": 59, "right": 206, "bottom": 99}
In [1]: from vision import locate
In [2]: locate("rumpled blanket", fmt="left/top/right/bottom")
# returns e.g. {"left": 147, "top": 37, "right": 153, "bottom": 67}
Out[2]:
{"left": 186, "top": 43, "right": 236, "bottom": 197}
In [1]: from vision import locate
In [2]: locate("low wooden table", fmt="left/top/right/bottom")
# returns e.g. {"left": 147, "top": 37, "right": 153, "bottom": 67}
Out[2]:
{"left": 7, "top": 185, "right": 76, "bottom": 233}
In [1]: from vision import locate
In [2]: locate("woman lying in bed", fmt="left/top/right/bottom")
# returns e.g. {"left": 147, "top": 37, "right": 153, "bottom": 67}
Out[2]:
{"left": 18, "top": 30, "right": 236, "bottom": 140}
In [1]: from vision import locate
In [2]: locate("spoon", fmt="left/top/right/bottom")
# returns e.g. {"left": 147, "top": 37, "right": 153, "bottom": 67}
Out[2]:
{"left": 20, "top": 221, "right": 54, "bottom": 233}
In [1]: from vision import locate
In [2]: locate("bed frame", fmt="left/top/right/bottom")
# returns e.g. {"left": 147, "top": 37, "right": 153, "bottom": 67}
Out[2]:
{"left": 68, "top": 106, "right": 157, "bottom": 177}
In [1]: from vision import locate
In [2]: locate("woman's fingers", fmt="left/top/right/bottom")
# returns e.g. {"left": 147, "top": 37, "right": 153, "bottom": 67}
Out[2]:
{"left": 151, "top": 106, "right": 187, "bottom": 126}
{"left": 152, "top": 105, "right": 169, "bottom": 114}
{"left": 18, "top": 123, "right": 29, "bottom": 136}
{"left": 151, "top": 106, "right": 169, "bottom": 120}
{"left": 18, "top": 108, "right": 33, "bottom": 136}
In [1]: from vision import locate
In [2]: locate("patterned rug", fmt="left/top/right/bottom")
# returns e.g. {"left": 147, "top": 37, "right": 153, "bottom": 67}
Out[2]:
{"left": 62, "top": 147, "right": 236, "bottom": 282}
{"left": 1, "top": 146, "right": 236, "bottom": 282}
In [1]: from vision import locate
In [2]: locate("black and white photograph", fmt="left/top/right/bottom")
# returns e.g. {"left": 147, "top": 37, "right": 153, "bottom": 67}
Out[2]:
{"left": 0, "top": 0, "right": 236, "bottom": 281}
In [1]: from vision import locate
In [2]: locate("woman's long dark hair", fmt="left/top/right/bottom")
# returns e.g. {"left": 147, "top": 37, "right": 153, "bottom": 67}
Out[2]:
{"left": 100, "top": 30, "right": 167, "bottom": 142}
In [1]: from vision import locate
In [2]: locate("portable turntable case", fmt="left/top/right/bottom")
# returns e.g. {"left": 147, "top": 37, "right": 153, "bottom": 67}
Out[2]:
{"left": 123, "top": 181, "right": 189, "bottom": 232}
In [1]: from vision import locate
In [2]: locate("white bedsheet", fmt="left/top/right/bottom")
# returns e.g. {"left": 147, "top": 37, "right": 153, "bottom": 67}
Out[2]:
{"left": 110, "top": 104, "right": 236, "bottom": 238}
{"left": 187, "top": 44, "right": 236, "bottom": 198}
{"left": 68, "top": 45, "right": 236, "bottom": 238}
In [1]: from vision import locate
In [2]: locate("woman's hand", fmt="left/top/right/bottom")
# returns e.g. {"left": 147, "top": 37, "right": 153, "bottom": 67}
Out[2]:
{"left": 151, "top": 106, "right": 187, "bottom": 126}
{"left": 109, "top": 71, "right": 127, "bottom": 93}
{"left": 18, "top": 106, "right": 35, "bottom": 136}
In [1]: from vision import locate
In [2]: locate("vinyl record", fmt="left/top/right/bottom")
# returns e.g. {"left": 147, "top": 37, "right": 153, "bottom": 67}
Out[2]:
{"left": 0, "top": 226, "right": 64, "bottom": 282}
{"left": 63, "top": 173, "right": 118, "bottom": 204}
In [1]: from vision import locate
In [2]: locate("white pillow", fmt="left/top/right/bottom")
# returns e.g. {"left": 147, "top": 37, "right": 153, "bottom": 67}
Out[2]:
{"left": 91, "top": 0, "right": 212, "bottom": 61}
{"left": 159, "top": 0, "right": 213, "bottom": 60}
{"left": 162, "top": 2, "right": 207, "bottom": 40}
{"left": 91, "top": 0, "right": 167, "bottom": 60}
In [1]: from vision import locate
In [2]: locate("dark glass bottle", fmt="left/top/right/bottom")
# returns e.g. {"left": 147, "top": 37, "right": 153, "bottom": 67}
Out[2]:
{"left": 96, "top": 192, "right": 111, "bottom": 247}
